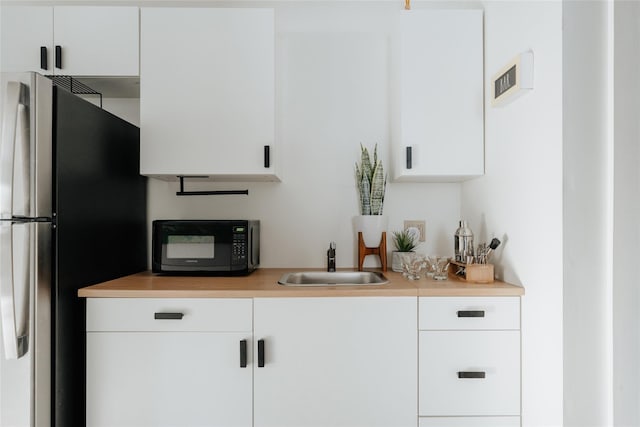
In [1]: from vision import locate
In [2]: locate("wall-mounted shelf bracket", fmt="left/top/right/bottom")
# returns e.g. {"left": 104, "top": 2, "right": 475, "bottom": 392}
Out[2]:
{"left": 176, "top": 176, "right": 249, "bottom": 196}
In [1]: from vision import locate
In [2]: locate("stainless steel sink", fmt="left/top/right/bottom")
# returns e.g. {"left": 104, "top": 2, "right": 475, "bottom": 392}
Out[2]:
{"left": 278, "top": 271, "right": 389, "bottom": 286}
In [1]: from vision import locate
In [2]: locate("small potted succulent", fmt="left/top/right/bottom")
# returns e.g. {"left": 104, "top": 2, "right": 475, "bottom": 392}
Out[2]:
{"left": 354, "top": 144, "right": 387, "bottom": 247}
{"left": 391, "top": 228, "right": 420, "bottom": 272}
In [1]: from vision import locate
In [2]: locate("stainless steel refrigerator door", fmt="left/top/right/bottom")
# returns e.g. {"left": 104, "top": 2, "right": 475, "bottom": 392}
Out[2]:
{"left": 0, "top": 221, "right": 51, "bottom": 427}
{"left": 0, "top": 72, "right": 53, "bottom": 221}
{"left": 0, "top": 73, "right": 51, "bottom": 427}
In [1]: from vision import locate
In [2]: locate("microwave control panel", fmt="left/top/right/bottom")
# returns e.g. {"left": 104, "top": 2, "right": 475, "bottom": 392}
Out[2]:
{"left": 231, "top": 226, "right": 248, "bottom": 265}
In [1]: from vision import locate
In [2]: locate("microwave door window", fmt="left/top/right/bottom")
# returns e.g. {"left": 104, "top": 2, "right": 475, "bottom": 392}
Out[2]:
{"left": 166, "top": 235, "right": 215, "bottom": 260}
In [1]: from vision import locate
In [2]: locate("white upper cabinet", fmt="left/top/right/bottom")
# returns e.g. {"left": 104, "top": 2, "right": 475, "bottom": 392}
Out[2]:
{"left": 139, "top": 8, "right": 277, "bottom": 181}
{"left": 1, "top": 7, "right": 53, "bottom": 73}
{"left": 391, "top": 10, "right": 484, "bottom": 182}
{"left": 53, "top": 7, "right": 139, "bottom": 76}
{"left": 1, "top": 6, "right": 139, "bottom": 76}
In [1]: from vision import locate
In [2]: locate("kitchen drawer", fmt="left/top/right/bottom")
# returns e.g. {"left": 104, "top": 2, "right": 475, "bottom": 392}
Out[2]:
{"left": 86, "top": 298, "right": 252, "bottom": 332}
{"left": 419, "top": 330, "right": 520, "bottom": 416}
{"left": 419, "top": 297, "right": 519, "bottom": 330}
{"left": 419, "top": 416, "right": 520, "bottom": 427}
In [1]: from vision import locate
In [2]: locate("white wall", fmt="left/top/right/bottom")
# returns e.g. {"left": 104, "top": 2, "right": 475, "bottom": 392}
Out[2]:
{"left": 563, "top": 2, "right": 612, "bottom": 425}
{"left": 462, "top": 2, "right": 563, "bottom": 426}
{"left": 101, "top": 98, "right": 140, "bottom": 126}
{"left": 147, "top": 3, "right": 463, "bottom": 269}
{"left": 563, "top": 2, "right": 640, "bottom": 425}
{"left": 612, "top": 1, "right": 640, "bottom": 425}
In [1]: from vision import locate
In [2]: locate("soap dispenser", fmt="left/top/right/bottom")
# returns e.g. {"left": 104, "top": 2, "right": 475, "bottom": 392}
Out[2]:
{"left": 327, "top": 242, "right": 336, "bottom": 272}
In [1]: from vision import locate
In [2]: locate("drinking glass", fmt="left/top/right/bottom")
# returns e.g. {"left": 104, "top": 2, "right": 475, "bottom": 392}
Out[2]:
{"left": 400, "top": 252, "right": 425, "bottom": 280}
{"left": 432, "top": 257, "right": 450, "bottom": 281}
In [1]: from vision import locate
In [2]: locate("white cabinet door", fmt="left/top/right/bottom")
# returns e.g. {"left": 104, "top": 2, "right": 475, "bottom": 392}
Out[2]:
{"left": 53, "top": 7, "right": 139, "bottom": 76}
{"left": 392, "top": 10, "right": 484, "bottom": 182}
{"left": 86, "top": 332, "right": 252, "bottom": 427}
{"left": 254, "top": 297, "right": 417, "bottom": 427}
{"left": 140, "top": 8, "right": 277, "bottom": 181}
{"left": 1, "top": 7, "right": 53, "bottom": 73}
{"left": 419, "top": 330, "right": 520, "bottom": 417}
{"left": 86, "top": 298, "right": 253, "bottom": 427}
{"left": 1, "top": 6, "right": 138, "bottom": 76}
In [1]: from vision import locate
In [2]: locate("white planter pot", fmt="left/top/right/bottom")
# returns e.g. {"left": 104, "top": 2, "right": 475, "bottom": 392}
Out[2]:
{"left": 392, "top": 251, "right": 411, "bottom": 272}
{"left": 353, "top": 215, "right": 388, "bottom": 248}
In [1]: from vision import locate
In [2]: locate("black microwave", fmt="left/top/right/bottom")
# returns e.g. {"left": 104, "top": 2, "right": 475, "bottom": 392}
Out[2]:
{"left": 152, "top": 220, "right": 260, "bottom": 275}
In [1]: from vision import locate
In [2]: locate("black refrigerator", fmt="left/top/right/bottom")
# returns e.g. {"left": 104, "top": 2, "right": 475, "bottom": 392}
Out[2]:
{"left": 0, "top": 72, "right": 147, "bottom": 427}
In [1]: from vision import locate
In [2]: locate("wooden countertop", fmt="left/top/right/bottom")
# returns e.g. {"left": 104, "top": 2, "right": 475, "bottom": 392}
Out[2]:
{"left": 77, "top": 269, "right": 524, "bottom": 298}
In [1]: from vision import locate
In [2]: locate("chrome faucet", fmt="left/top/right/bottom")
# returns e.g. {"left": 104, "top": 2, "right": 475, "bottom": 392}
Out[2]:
{"left": 327, "top": 242, "right": 336, "bottom": 272}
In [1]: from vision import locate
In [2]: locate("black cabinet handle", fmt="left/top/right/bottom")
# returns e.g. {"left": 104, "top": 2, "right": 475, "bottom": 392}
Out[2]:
{"left": 458, "top": 371, "right": 486, "bottom": 379}
{"left": 406, "top": 146, "right": 412, "bottom": 169}
{"left": 240, "top": 340, "right": 247, "bottom": 368}
{"left": 154, "top": 312, "right": 184, "bottom": 320}
{"left": 264, "top": 145, "right": 270, "bottom": 168}
{"left": 457, "top": 310, "right": 485, "bottom": 318}
{"left": 55, "top": 45, "right": 62, "bottom": 69}
{"left": 40, "top": 47, "right": 48, "bottom": 70}
{"left": 258, "top": 339, "right": 265, "bottom": 367}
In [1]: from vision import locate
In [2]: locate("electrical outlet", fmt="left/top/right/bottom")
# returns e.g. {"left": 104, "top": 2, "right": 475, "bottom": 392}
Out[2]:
{"left": 404, "top": 220, "right": 426, "bottom": 242}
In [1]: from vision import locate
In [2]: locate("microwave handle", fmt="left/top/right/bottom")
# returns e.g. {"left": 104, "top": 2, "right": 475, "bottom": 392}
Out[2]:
{"left": 250, "top": 225, "right": 259, "bottom": 267}
{"left": 250, "top": 227, "right": 254, "bottom": 267}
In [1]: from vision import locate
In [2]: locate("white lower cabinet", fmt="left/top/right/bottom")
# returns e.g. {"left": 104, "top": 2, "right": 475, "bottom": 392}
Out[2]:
{"left": 418, "top": 297, "right": 521, "bottom": 426}
{"left": 86, "top": 295, "right": 521, "bottom": 427}
{"left": 253, "top": 297, "right": 417, "bottom": 427}
{"left": 86, "top": 298, "right": 253, "bottom": 427}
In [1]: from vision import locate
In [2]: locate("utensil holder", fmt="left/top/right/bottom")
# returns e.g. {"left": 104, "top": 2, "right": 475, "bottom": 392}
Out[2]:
{"left": 449, "top": 260, "right": 494, "bottom": 283}
{"left": 357, "top": 232, "right": 387, "bottom": 272}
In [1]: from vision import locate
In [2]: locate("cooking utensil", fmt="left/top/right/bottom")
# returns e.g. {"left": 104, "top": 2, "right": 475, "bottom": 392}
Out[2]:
{"left": 485, "top": 238, "right": 501, "bottom": 260}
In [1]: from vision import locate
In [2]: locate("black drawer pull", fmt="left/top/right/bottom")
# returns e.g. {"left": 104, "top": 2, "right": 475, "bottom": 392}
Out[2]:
{"left": 40, "top": 47, "right": 48, "bottom": 70}
{"left": 240, "top": 340, "right": 247, "bottom": 368}
{"left": 457, "top": 310, "right": 485, "bottom": 318}
{"left": 154, "top": 312, "right": 184, "bottom": 320}
{"left": 55, "top": 45, "right": 62, "bottom": 69}
{"left": 264, "top": 145, "right": 270, "bottom": 168}
{"left": 406, "top": 146, "right": 412, "bottom": 169}
{"left": 458, "top": 371, "right": 486, "bottom": 379}
{"left": 258, "top": 339, "right": 265, "bottom": 368}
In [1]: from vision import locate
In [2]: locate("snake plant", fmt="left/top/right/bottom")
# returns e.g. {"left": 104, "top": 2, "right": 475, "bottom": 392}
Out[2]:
{"left": 355, "top": 144, "right": 386, "bottom": 215}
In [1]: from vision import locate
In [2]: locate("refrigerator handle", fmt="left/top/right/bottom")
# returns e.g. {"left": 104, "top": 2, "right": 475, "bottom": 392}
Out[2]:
{"left": 0, "top": 223, "right": 29, "bottom": 359}
{"left": 0, "top": 81, "right": 29, "bottom": 220}
{"left": 0, "top": 81, "right": 30, "bottom": 360}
